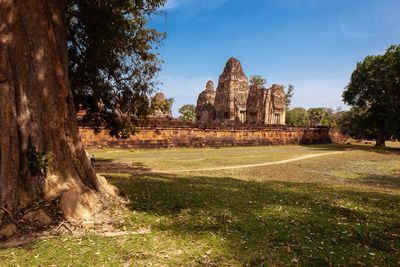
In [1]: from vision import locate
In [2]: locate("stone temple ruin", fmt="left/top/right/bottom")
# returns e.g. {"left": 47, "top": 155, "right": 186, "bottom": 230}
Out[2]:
{"left": 195, "top": 80, "right": 216, "bottom": 124}
{"left": 196, "top": 57, "right": 286, "bottom": 125}
{"left": 151, "top": 92, "right": 170, "bottom": 118}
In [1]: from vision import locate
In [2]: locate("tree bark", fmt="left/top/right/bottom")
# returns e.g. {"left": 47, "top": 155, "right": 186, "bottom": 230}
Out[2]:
{"left": 0, "top": 0, "right": 100, "bottom": 222}
{"left": 375, "top": 131, "right": 386, "bottom": 147}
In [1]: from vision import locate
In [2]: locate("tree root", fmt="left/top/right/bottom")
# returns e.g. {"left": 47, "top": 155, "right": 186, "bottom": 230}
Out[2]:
{"left": 0, "top": 207, "right": 15, "bottom": 224}
{"left": 51, "top": 221, "right": 74, "bottom": 235}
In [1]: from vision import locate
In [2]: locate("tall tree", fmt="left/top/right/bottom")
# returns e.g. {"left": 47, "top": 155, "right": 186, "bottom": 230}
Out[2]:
{"left": 343, "top": 45, "right": 400, "bottom": 147}
{"left": 249, "top": 75, "right": 267, "bottom": 88}
{"left": 285, "top": 84, "right": 294, "bottom": 108}
{"left": 0, "top": 0, "right": 165, "bottom": 224}
{"left": 67, "top": 0, "right": 165, "bottom": 137}
{"left": 178, "top": 104, "right": 196, "bottom": 122}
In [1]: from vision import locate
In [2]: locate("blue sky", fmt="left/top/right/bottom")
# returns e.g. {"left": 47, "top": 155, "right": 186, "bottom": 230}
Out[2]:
{"left": 151, "top": 0, "right": 400, "bottom": 116}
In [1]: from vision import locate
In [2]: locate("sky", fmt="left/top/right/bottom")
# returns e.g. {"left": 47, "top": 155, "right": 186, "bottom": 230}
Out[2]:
{"left": 150, "top": 0, "right": 400, "bottom": 116}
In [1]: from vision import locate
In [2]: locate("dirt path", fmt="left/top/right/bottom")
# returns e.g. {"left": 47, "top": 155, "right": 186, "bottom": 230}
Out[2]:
{"left": 157, "top": 151, "right": 345, "bottom": 173}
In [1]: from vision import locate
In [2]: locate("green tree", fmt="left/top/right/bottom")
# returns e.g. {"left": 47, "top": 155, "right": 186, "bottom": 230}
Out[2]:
{"left": 249, "top": 75, "right": 267, "bottom": 87}
{"left": 165, "top": 98, "right": 175, "bottom": 116}
{"left": 307, "top": 108, "right": 329, "bottom": 126}
{"left": 343, "top": 45, "right": 400, "bottom": 147}
{"left": 321, "top": 108, "right": 344, "bottom": 127}
{"left": 179, "top": 104, "right": 196, "bottom": 122}
{"left": 285, "top": 84, "right": 295, "bottom": 108}
{"left": 0, "top": 0, "right": 166, "bottom": 221}
{"left": 286, "top": 107, "right": 310, "bottom": 126}
{"left": 338, "top": 108, "right": 375, "bottom": 139}
{"left": 68, "top": 0, "right": 166, "bottom": 137}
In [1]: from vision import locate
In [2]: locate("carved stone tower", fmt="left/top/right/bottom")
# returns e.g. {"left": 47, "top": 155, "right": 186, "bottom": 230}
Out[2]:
{"left": 195, "top": 80, "right": 216, "bottom": 124}
{"left": 214, "top": 57, "right": 250, "bottom": 123}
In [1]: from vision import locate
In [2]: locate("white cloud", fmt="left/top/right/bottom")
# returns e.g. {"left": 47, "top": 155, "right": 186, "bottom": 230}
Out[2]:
{"left": 162, "top": 0, "right": 229, "bottom": 12}
{"left": 162, "top": 0, "right": 190, "bottom": 10}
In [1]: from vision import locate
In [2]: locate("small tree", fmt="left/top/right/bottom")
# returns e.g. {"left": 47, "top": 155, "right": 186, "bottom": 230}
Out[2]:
{"left": 343, "top": 45, "right": 400, "bottom": 147}
{"left": 285, "top": 84, "right": 295, "bottom": 108}
{"left": 249, "top": 75, "right": 267, "bottom": 87}
{"left": 179, "top": 104, "right": 196, "bottom": 122}
{"left": 308, "top": 108, "right": 329, "bottom": 126}
{"left": 286, "top": 107, "right": 310, "bottom": 126}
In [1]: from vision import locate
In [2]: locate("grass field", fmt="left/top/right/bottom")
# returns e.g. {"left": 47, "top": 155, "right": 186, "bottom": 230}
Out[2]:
{"left": 1, "top": 143, "right": 399, "bottom": 266}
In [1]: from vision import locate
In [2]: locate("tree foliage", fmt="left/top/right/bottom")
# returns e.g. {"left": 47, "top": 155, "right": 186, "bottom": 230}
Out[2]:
{"left": 249, "top": 75, "right": 267, "bottom": 87}
{"left": 286, "top": 107, "right": 343, "bottom": 127}
{"left": 343, "top": 45, "right": 400, "bottom": 146}
{"left": 285, "top": 84, "right": 294, "bottom": 108}
{"left": 307, "top": 108, "right": 329, "bottom": 126}
{"left": 338, "top": 108, "right": 375, "bottom": 139}
{"left": 286, "top": 107, "right": 310, "bottom": 126}
{"left": 308, "top": 107, "right": 344, "bottom": 127}
{"left": 67, "top": 0, "right": 166, "bottom": 137}
{"left": 178, "top": 104, "right": 196, "bottom": 122}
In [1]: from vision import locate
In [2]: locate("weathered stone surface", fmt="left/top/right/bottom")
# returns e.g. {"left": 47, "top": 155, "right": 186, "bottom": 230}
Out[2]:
{"left": 246, "top": 84, "right": 265, "bottom": 124}
{"left": 151, "top": 92, "right": 170, "bottom": 118}
{"left": 0, "top": 223, "right": 17, "bottom": 238}
{"left": 269, "top": 84, "right": 286, "bottom": 125}
{"left": 247, "top": 84, "right": 286, "bottom": 125}
{"left": 152, "top": 92, "right": 166, "bottom": 103}
{"left": 79, "top": 127, "right": 342, "bottom": 149}
{"left": 196, "top": 57, "right": 286, "bottom": 126}
{"left": 214, "top": 57, "right": 249, "bottom": 123}
{"left": 196, "top": 80, "right": 216, "bottom": 124}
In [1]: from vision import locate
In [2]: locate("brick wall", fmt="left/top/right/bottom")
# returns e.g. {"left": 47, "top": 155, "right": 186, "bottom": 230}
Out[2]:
{"left": 79, "top": 126, "right": 343, "bottom": 149}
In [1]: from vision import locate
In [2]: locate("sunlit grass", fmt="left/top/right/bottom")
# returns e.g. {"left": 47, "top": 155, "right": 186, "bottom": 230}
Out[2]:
{"left": 1, "top": 144, "right": 399, "bottom": 266}
{"left": 89, "top": 144, "right": 350, "bottom": 172}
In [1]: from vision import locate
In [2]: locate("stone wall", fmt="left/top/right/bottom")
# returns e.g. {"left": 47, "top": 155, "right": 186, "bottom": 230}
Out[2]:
{"left": 80, "top": 126, "right": 342, "bottom": 149}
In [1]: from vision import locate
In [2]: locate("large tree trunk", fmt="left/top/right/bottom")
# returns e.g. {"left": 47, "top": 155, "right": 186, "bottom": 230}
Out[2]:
{"left": 0, "top": 0, "right": 101, "bottom": 223}
{"left": 375, "top": 131, "right": 386, "bottom": 147}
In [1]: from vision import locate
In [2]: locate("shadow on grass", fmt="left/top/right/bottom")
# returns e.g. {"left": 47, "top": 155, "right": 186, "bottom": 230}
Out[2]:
{"left": 352, "top": 174, "right": 400, "bottom": 189}
{"left": 108, "top": 173, "right": 400, "bottom": 266}
{"left": 301, "top": 144, "right": 400, "bottom": 155}
{"left": 93, "top": 158, "right": 115, "bottom": 163}
{"left": 95, "top": 161, "right": 151, "bottom": 173}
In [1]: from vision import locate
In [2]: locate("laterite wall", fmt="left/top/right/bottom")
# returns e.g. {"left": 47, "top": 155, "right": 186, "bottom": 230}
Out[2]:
{"left": 79, "top": 126, "right": 342, "bottom": 149}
